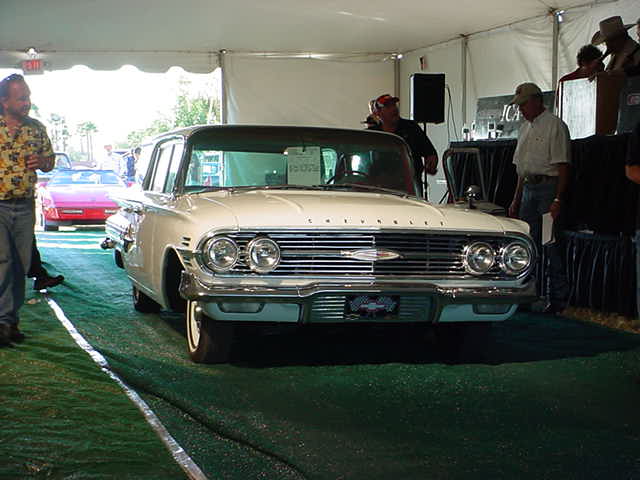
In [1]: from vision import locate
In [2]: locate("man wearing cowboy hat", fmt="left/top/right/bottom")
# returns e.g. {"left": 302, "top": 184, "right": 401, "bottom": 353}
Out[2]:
{"left": 368, "top": 94, "right": 438, "bottom": 199}
{"left": 591, "top": 15, "right": 640, "bottom": 75}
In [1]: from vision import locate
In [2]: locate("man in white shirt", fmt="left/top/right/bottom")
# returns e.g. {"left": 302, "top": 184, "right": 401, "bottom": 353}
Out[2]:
{"left": 97, "top": 144, "right": 122, "bottom": 175}
{"left": 508, "top": 82, "right": 571, "bottom": 313}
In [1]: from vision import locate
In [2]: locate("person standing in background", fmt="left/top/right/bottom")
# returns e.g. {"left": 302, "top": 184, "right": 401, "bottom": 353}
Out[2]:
{"left": 558, "top": 44, "right": 604, "bottom": 84}
{"left": 591, "top": 16, "right": 640, "bottom": 77}
{"left": 508, "top": 82, "right": 571, "bottom": 314}
{"left": 368, "top": 94, "right": 438, "bottom": 199}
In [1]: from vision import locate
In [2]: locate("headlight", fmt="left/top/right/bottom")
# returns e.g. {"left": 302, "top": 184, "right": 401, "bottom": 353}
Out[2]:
{"left": 499, "top": 242, "right": 532, "bottom": 275}
{"left": 247, "top": 237, "right": 280, "bottom": 273}
{"left": 203, "top": 237, "right": 238, "bottom": 272}
{"left": 463, "top": 242, "right": 495, "bottom": 275}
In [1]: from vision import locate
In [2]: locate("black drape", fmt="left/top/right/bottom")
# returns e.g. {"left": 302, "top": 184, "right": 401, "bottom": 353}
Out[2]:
{"left": 564, "top": 231, "right": 636, "bottom": 317}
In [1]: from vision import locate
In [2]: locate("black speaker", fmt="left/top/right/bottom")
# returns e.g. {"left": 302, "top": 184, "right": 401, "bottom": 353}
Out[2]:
{"left": 410, "top": 73, "right": 445, "bottom": 124}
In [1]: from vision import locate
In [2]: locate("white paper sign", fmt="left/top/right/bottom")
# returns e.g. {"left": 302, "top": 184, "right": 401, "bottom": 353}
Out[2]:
{"left": 542, "top": 212, "right": 555, "bottom": 245}
{"left": 287, "top": 146, "right": 321, "bottom": 185}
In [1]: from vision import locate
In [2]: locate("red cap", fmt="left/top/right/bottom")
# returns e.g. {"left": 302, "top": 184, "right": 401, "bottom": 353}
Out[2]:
{"left": 373, "top": 94, "right": 399, "bottom": 111}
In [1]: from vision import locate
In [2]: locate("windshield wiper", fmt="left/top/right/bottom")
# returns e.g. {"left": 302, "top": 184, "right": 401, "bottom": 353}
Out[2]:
{"left": 230, "top": 184, "right": 328, "bottom": 193}
{"left": 191, "top": 183, "right": 413, "bottom": 198}
{"left": 321, "top": 183, "right": 412, "bottom": 197}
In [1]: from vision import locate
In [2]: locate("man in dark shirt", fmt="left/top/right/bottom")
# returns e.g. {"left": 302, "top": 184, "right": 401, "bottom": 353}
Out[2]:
{"left": 591, "top": 16, "right": 640, "bottom": 78}
{"left": 558, "top": 45, "right": 604, "bottom": 84}
{"left": 625, "top": 122, "right": 640, "bottom": 318}
{"left": 368, "top": 94, "right": 438, "bottom": 199}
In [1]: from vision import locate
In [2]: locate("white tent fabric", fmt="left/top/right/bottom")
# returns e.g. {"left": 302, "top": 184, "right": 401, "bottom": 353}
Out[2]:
{"left": 225, "top": 54, "right": 394, "bottom": 127}
{"left": 0, "top": 50, "right": 219, "bottom": 75}
{"left": 1, "top": 0, "right": 590, "bottom": 72}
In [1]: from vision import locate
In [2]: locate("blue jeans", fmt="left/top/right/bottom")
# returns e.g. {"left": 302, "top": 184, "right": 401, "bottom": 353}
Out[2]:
{"left": 0, "top": 198, "right": 35, "bottom": 327}
{"left": 519, "top": 181, "right": 568, "bottom": 304}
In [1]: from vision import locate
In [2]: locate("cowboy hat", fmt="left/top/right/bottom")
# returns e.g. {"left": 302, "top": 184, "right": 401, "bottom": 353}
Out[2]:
{"left": 591, "top": 16, "right": 634, "bottom": 45}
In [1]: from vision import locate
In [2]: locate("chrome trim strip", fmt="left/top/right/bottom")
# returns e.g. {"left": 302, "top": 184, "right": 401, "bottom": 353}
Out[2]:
{"left": 180, "top": 271, "right": 537, "bottom": 307}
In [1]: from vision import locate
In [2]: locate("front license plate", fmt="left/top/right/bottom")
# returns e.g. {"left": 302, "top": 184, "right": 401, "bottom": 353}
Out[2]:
{"left": 345, "top": 295, "right": 399, "bottom": 320}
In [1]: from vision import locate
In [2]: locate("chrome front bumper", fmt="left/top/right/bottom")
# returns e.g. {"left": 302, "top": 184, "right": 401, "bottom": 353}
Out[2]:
{"left": 179, "top": 272, "right": 537, "bottom": 323}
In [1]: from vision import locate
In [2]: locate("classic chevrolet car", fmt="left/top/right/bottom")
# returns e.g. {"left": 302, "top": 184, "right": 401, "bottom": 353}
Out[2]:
{"left": 103, "top": 125, "right": 537, "bottom": 363}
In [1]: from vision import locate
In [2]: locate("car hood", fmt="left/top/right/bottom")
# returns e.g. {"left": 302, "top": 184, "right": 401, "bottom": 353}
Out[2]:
{"left": 44, "top": 185, "right": 124, "bottom": 205}
{"left": 188, "top": 190, "right": 529, "bottom": 235}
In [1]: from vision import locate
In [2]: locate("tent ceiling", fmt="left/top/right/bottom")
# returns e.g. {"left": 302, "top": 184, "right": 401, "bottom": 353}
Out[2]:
{"left": 2, "top": 0, "right": 593, "bottom": 72}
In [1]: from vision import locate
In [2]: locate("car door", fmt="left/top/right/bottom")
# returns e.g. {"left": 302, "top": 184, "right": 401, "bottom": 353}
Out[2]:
{"left": 124, "top": 138, "right": 185, "bottom": 299}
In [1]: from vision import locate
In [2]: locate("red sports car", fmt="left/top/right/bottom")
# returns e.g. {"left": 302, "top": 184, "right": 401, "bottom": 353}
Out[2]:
{"left": 38, "top": 169, "right": 126, "bottom": 231}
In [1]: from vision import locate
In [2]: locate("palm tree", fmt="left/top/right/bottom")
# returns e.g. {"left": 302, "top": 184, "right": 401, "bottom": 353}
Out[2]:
{"left": 76, "top": 121, "right": 98, "bottom": 164}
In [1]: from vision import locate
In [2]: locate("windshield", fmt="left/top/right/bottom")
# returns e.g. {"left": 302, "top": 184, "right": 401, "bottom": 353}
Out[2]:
{"left": 184, "top": 127, "right": 417, "bottom": 196}
{"left": 48, "top": 170, "right": 125, "bottom": 186}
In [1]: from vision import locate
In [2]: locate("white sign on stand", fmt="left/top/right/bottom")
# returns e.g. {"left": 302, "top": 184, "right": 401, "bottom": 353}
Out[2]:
{"left": 286, "top": 146, "right": 321, "bottom": 185}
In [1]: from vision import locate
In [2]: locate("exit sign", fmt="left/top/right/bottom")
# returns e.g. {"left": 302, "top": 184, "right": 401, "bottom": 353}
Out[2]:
{"left": 21, "top": 58, "right": 44, "bottom": 75}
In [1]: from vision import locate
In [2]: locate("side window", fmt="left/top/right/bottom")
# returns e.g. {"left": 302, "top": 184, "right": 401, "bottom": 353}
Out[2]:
{"left": 150, "top": 143, "right": 174, "bottom": 192}
{"left": 138, "top": 144, "right": 154, "bottom": 186}
{"left": 164, "top": 143, "right": 184, "bottom": 193}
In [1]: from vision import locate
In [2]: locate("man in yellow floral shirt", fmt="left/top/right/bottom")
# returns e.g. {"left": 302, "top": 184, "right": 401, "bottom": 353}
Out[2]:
{"left": 0, "top": 73, "right": 54, "bottom": 345}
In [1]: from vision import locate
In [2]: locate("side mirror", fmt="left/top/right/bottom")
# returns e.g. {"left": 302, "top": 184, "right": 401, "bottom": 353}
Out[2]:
{"left": 466, "top": 185, "right": 481, "bottom": 209}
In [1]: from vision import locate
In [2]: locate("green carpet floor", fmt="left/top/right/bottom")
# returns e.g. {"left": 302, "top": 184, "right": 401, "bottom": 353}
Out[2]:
{"left": 4, "top": 229, "right": 640, "bottom": 479}
{"left": 0, "top": 277, "right": 185, "bottom": 478}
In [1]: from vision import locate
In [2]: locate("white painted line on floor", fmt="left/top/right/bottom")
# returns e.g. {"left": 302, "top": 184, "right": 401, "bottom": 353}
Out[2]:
{"left": 44, "top": 295, "right": 209, "bottom": 480}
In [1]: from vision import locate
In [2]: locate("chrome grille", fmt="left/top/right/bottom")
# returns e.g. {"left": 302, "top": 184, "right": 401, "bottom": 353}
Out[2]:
{"left": 309, "top": 295, "right": 431, "bottom": 322}
{"left": 212, "top": 230, "right": 523, "bottom": 279}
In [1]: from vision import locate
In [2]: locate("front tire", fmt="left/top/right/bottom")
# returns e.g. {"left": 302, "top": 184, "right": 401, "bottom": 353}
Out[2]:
{"left": 132, "top": 285, "right": 161, "bottom": 313}
{"left": 114, "top": 249, "right": 124, "bottom": 269}
{"left": 186, "top": 300, "right": 234, "bottom": 363}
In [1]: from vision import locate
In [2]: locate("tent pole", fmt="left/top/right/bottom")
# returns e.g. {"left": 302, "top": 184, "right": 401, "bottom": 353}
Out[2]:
{"left": 219, "top": 49, "right": 228, "bottom": 125}
{"left": 460, "top": 35, "right": 468, "bottom": 126}
{"left": 551, "top": 10, "right": 560, "bottom": 89}
{"left": 394, "top": 55, "right": 401, "bottom": 98}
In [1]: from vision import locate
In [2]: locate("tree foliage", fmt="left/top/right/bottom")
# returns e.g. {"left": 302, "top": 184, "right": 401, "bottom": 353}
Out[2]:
{"left": 125, "top": 80, "right": 219, "bottom": 147}
{"left": 76, "top": 121, "right": 98, "bottom": 162}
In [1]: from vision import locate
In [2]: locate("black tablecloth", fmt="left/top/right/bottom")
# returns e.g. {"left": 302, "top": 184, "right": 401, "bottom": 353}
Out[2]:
{"left": 449, "top": 134, "right": 638, "bottom": 234}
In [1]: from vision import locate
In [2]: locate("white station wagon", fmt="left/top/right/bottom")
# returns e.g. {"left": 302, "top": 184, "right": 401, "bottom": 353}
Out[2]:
{"left": 103, "top": 125, "right": 537, "bottom": 363}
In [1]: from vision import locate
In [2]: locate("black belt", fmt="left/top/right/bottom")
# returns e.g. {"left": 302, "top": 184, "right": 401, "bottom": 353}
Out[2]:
{"left": 523, "top": 174, "right": 556, "bottom": 185}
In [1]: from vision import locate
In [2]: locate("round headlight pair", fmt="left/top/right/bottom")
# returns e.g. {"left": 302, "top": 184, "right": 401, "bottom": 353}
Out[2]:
{"left": 204, "top": 237, "right": 238, "bottom": 272}
{"left": 463, "top": 241, "right": 531, "bottom": 276}
{"left": 463, "top": 242, "right": 496, "bottom": 275}
{"left": 203, "top": 236, "right": 280, "bottom": 274}
{"left": 499, "top": 242, "right": 531, "bottom": 275}
{"left": 246, "top": 237, "right": 281, "bottom": 273}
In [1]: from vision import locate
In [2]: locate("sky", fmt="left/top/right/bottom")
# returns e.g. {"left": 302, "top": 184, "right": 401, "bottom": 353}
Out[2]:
{"left": 0, "top": 65, "right": 220, "bottom": 150}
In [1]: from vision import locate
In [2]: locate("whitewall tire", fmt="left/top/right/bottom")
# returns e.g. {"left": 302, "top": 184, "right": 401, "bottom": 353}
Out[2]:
{"left": 186, "top": 300, "right": 234, "bottom": 363}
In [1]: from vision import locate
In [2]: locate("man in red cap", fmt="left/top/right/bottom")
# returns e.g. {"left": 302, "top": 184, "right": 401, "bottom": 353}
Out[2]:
{"left": 368, "top": 94, "right": 438, "bottom": 199}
